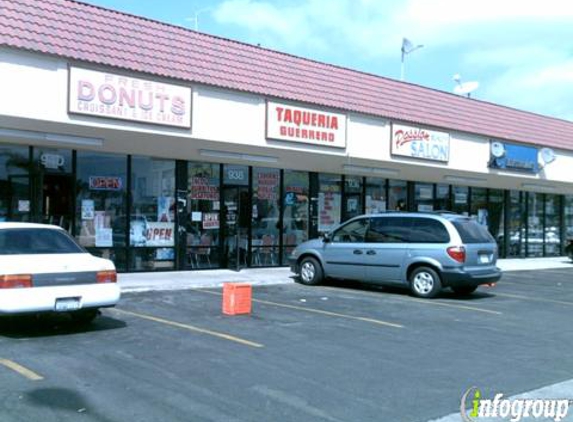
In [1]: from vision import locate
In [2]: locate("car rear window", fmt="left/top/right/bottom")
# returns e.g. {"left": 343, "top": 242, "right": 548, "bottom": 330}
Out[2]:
{"left": 451, "top": 219, "right": 495, "bottom": 244}
{"left": 408, "top": 218, "right": 450, "bottom": 243}
{"left": 0, "top": 228, "right": 85, "bottom": 255}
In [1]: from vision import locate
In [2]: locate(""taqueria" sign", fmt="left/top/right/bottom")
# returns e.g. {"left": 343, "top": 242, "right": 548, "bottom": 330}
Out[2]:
{"left": 391, "top": 124, "right": 450, "bottom": 162}
{"left": 266, "top": 101, "right": 346, "bottom": 148}
{"left": 68, "top": 67, "right": 192, "bottom": 128}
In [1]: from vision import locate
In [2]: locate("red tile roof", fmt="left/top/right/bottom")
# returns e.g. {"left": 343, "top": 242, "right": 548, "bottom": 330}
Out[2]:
{"left": 1, "top": 0, "right": 572, "bottom": 150}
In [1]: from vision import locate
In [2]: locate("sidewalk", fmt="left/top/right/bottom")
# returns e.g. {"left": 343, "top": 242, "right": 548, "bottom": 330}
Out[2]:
{"left": 118, "top": 257, "right": 572, "bottom": 293}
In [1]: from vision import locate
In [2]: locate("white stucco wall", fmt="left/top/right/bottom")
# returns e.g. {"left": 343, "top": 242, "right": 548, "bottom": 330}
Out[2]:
{"left": 1, "top": 47, "right": 572, "bottom": 194}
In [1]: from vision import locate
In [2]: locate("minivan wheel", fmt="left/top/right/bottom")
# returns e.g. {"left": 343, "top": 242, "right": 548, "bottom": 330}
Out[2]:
{"left": 409, "top": 267, "right": 442, "bottom": 298}
{"left": 298, "top": 257, "right": 323, "bottom": 286}
{"left": 451, "top": 285, "right": 478, "bottom": 296}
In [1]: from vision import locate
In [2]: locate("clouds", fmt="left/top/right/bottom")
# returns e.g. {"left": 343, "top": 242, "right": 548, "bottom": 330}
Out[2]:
{"left": 211, "top": 0, "right": 573, "bottom": 120}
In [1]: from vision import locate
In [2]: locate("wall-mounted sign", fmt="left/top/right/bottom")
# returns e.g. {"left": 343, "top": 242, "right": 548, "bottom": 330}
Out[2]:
{"left": 68, "top": 67, "right": 192, "bottom": 128}
{"left": 89, "top": 176, "right": 123, "bottom": 191}
{"left": 224, "top": 165, "right": 248, "bottom": 186}
{"left": 391, "top": 124, "right": 450, "bottom": 162}
{"left": 266, "top": 101, "right": 347, "bottom": 148}
{"left": 489, "top": 140, "right": 539, "bottom": 173}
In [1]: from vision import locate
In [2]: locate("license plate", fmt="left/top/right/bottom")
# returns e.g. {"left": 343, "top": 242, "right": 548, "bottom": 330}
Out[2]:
{"left": 54, "top": 297, "right": 81, "bottom": 312}
{"left": 479, "top": 254, "right": 491, "bottom": 264}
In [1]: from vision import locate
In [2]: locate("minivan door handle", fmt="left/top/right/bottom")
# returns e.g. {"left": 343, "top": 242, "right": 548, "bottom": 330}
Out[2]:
{"left": 353, "top": 250, "right": 363, "bottom": 255}
{"left": 366, "top": 250, "right": 376, "bottom": 255}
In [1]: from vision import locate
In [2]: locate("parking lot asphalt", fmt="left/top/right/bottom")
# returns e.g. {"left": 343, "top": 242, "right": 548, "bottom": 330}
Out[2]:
{"left": 1, "top": 262, "right": 573, "bottom": 422}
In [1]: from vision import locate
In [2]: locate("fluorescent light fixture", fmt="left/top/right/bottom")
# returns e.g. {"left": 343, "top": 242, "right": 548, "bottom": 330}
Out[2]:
{"left": 199, "top": 149, "right": 278, "bottom": 163}
{"left": 343, "top": 164, "right": 400, "bottom": 177}
{"left": 443, "top": 175, "right": 487, "bottom": 184}
{"left": 521, "top": 183, "right": 555, "bottom": 191}
{"left": 0, "top": 128, "right": 103, "bottom": 147}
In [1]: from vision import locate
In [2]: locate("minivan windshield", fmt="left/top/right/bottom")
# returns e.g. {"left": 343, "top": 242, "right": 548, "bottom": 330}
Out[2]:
{"left": 0, "top": 228, "right": 85, "bottom": 255}
{"left": 451, "top": 218, "right": 495, "bottom": 244}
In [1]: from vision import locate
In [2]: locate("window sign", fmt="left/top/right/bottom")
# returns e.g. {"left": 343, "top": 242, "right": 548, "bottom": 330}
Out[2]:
{"left": 266, "top": 101, "right": 347, "bottom": 148}
{"left": 392, "top": 124, "right": 450, "bottom": 162}
{"left": 489, "top": 140, "right": 539, "bottom": 173}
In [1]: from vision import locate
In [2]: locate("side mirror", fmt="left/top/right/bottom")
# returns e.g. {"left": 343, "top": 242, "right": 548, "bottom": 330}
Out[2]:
{"left": 322, "top": 232, "right": 331, "bottom": 243}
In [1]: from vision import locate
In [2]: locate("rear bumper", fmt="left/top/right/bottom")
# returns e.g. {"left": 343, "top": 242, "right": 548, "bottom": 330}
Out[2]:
{"left": 441, "top": 267, "right": 502, "bottom": 288}
{"left": 0, "top": 284, "right": 121, "bottom": 315}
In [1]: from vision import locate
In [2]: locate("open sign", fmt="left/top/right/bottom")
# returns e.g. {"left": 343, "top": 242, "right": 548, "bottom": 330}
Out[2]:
{"left": 89, "top": 176, "right": 123, "bottom": 191}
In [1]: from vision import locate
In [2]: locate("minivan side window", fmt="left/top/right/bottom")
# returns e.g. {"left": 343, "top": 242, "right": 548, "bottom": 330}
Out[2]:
{"left": 408, "top": 218, "right": 450, "bottom": 243}
{"left": 332, "top": 219, "right": 368, "bottom": 243}
{"left": 366, "top": 217, "right": 410, "bottom": 243}
{"left": 451, "top": 218, "right": 495, "bottom": 243}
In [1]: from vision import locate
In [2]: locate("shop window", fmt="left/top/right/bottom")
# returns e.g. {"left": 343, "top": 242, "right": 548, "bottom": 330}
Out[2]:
{"left": 365, "top": 177, "right": 386, "bottom": 214}
{"left": 470, "top": 187, "right": 487, "bottom": 225}
{"left": 565, "top": 196, "right": 573, "bottom": 242}
{"left": 318, "top": 173, "right": 341, "bottom": 233}
{"left": 452, "top": 186, "right": 469, "bottom": 215}
{"left": 435, "top": 184, "right": 450, "bottom": 211}
{"left": 388, "top": 179, "right": 407, "bottom": 211}
{"left": 487, "top": 189, "right": 505, "bottom": 254}
{"left": 343, "top": 175, "right": 363, "bottom": 221}
{"left": 185, "top": 162, "right": 221, "bottom": 269}
{"left": 545, "top": 195, "right": 561, "bottom": 256}
{"left": 282, "top": 170, "right": 309, "bottom": 264}
{"left": 508, "top": 191, "right": 526, "bottom": 257}
{"left": 76, "top": 151, "right": 127, "bottom": 255}
{"left": 414, "top": 183, "right": 434, "bottom": 212}
{"left": 0, "top": 144, "right": 30, "bottom": 222}
{"left": 130, "top": 156, "right": 176, "bottom": 271}
{"left": 251, "top": 167, "right": 280, "bottom": 267}
{"left": 527, "top": 192, "right": 543, "bottom": 257}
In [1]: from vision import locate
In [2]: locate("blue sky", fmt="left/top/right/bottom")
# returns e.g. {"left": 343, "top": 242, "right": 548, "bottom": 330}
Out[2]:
{"left": 86, "top": 0, "right": 573, "bottom": 122}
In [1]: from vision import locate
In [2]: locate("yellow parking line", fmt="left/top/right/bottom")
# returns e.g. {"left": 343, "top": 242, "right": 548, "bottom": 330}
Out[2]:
{"left": 0, "top": 358, "right": 43, "bottom": 381}
{"left": 494, "top": 292, "right": 573, "bottom": 307}
{"left": 319, "top": 286, "right": 502, "bottom": 315}
{"left": 196, "top": 289, "right": 403, "bottom": 328}
{"left": 112, "top": 309, "right": 264, "bottom": 348}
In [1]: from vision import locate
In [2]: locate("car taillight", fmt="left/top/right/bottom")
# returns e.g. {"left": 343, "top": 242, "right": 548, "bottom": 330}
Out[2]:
{"left": 96, "top": 270, "right": 117, "bottom": 284}
{"left": 0, "top": 274, "right": 33, "bottom": 289}
{"left": 447, "top": 246, "right": 466, "bottom": 263}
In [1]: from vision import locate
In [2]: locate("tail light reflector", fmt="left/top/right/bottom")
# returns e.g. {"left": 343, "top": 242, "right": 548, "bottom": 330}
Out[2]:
{"left": 447, "top": 246, "right": 466, "bottom": 263}
{"left": 0, "top": 274, "right": 33, "bottom": 289}
{"left": 96, "top": 270, "right": 117, "bottom": 284}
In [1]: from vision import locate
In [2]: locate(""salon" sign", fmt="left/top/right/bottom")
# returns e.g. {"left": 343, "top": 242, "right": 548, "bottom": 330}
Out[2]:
{"left": 391, "top": 124, "right": 450, "bottom": 162}
{"left": 68, "top": 67, "right": 191, "bottom": 128}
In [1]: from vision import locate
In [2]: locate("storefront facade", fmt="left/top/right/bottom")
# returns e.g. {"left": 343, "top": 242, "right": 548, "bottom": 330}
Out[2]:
{"left": 1, "top": 0, "right": 573, "bottom": 272}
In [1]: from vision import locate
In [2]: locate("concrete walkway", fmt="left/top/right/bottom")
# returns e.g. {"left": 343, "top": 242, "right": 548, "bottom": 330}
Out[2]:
{"left": 118, "top": 257, "right": 572, "bottom": 293}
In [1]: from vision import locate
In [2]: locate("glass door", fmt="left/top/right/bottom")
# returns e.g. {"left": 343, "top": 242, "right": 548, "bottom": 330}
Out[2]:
{"left": 223, "top": 186, "right": 250, "bottom": 270}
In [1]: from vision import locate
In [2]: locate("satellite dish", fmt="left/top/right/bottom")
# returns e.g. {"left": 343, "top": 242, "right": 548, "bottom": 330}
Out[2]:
{"left": 491, "top": 141, "right": 505, "bottom": 158}
{"left": 539, "top": 148, "right": 556, "bottom": 165}
{"left": 453, "top": 81, "right": 479, "bottom": 97}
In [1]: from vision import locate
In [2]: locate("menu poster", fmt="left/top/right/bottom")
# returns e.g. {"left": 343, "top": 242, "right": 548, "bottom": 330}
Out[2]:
{"left": 190, "top": 177, "right": 219, "bottom": 200}
{"left": 257, "top": 171, "right": 279, "bottom": 200}
{"left": 318, "top": 192, "right": 341, "bottom": 232}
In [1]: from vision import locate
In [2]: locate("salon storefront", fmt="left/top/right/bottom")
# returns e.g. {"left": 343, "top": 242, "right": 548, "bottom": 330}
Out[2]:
{"left": 2, "top": 0, "right": 573, "bottom": 273}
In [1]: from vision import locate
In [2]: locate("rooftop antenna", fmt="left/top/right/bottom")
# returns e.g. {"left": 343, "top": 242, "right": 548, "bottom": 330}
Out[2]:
{"left": 453, "top": 74, "right": 479, "bottom": 98}
{"left": 401, "top": 37, "right": 423, "bottom": 81}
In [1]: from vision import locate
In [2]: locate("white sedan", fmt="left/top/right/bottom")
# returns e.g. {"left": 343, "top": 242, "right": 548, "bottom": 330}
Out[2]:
{"left": 0, "top": 222, "right": 121, "bottom": 324}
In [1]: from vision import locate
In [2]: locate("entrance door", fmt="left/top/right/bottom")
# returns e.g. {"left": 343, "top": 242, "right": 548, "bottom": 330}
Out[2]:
{"left": 223, "top": 186, "right": 250, "bottom": 270}
{"left": 42, "top": 174, "right": 73, "bottom": 231}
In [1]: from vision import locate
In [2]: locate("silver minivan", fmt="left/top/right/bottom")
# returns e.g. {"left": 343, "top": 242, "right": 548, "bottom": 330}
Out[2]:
{"left": 289, "top": 212, "right": 501, "bottom": 298}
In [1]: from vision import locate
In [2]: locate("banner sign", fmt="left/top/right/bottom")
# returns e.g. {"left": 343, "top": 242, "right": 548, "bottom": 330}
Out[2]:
{"left": 391, "top": 124, "right": 450, "bottom": 162}
{"left": 489, "top": 140, "right": 539, "bottom": 173}
{"left": 266, "top": 101, "right": 347, "bottom": 148}
{"left": 69, "top": 67, "right": 191, "bottom": 128}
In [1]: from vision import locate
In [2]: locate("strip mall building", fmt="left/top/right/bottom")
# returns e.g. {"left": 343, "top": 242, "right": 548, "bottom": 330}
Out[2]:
{"left": 1, "top": 0, "right": 573, "bottom": 272}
